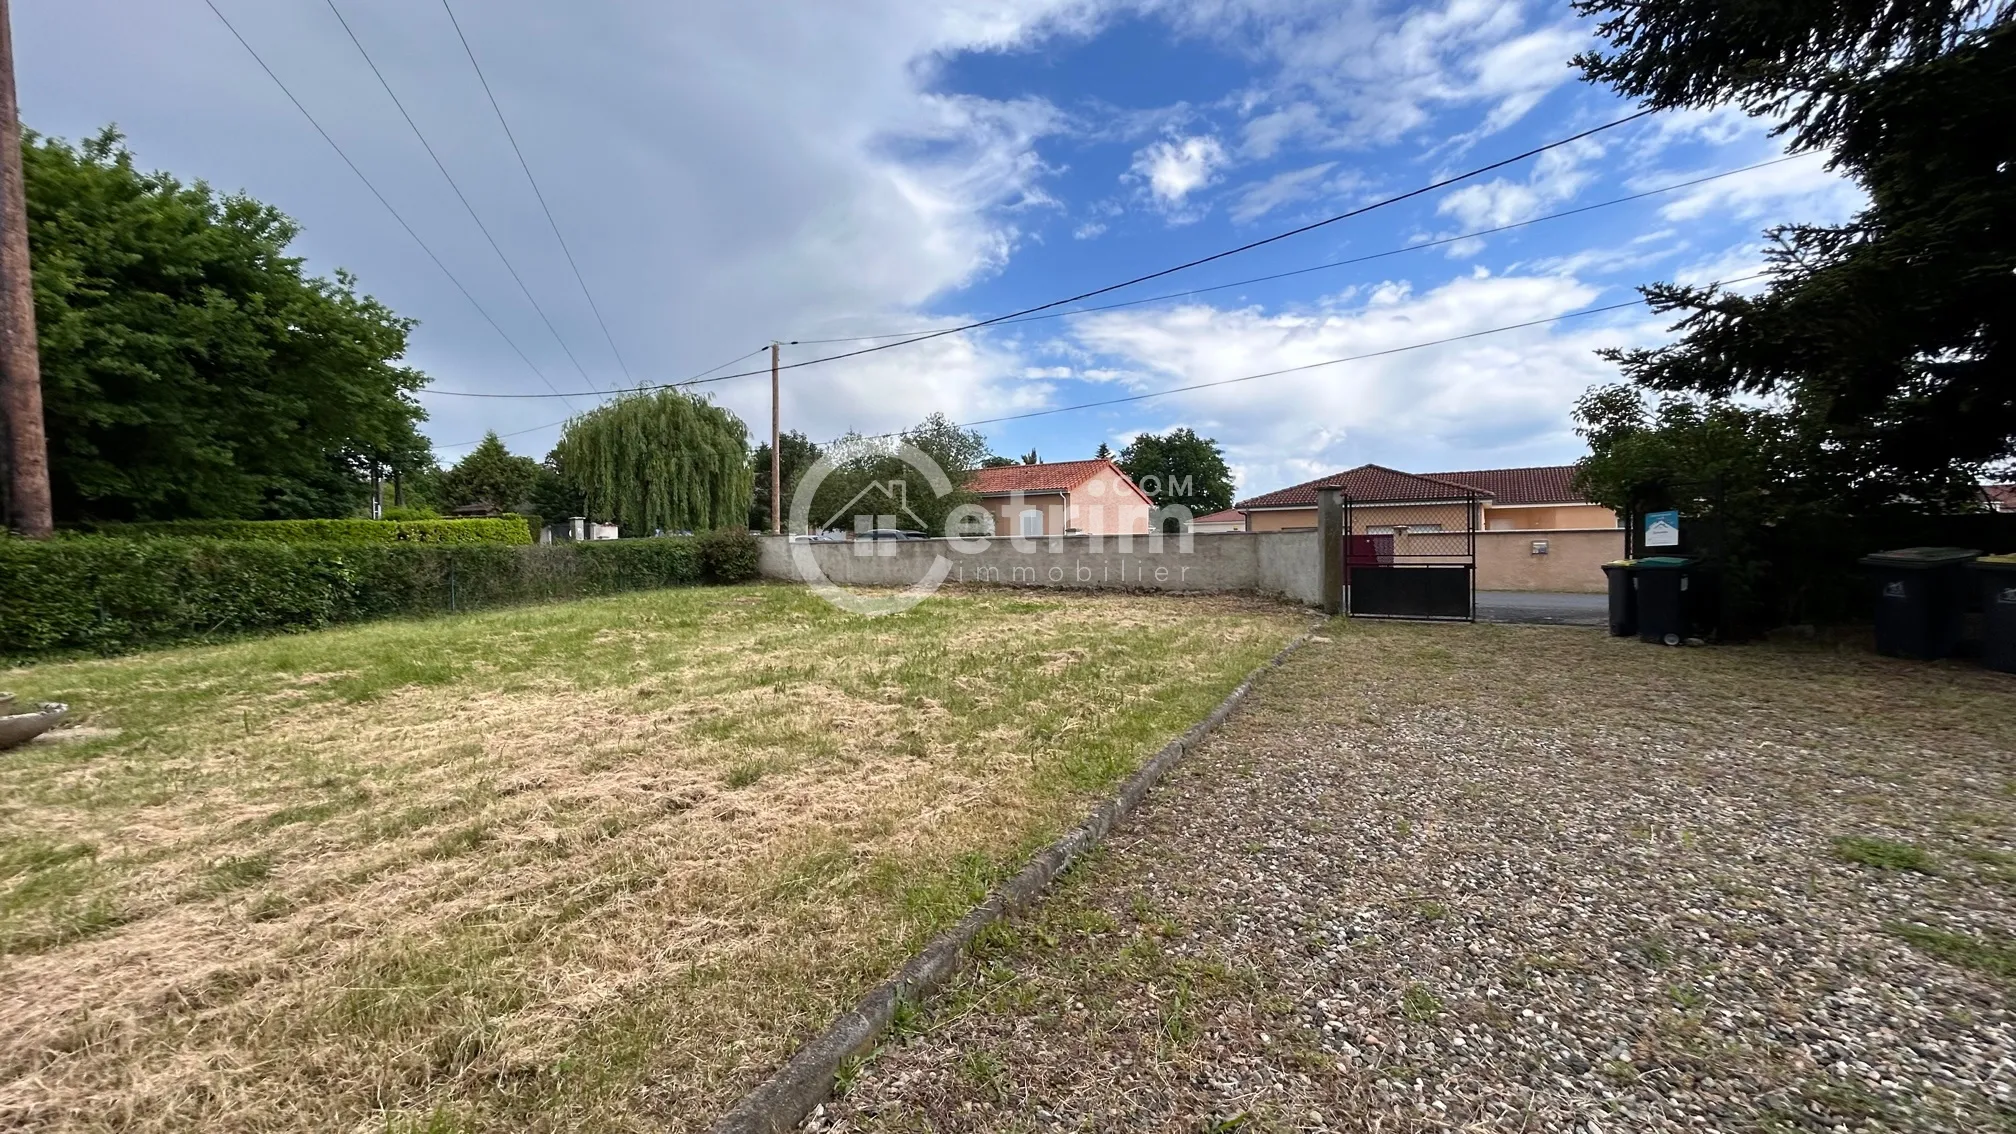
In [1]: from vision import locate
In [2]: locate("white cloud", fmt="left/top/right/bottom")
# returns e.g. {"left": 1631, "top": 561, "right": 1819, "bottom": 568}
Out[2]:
{"left": 1651, "top": 151, "right": 1863, "bottom": 223}
{"left": 1059, "top": 269, "right": 1660, "bottom": 494}
{"left": 1072, "top": 220, "right": 1107, "bottom": 239}
{"left": 1129, "top": 134, "right": 1229, "bottom": 215}
{"left": 1435, "top": 138, "right": 1597, "bottom": 229}
{"left": 1229, "top": 161, "right": 1335, "bottom": 222}
{"left": 18, "top": 0, "right": 1103, "bottom": 457}
{"left": 1176, "top": 0, "right": 1588, "bottom": 150}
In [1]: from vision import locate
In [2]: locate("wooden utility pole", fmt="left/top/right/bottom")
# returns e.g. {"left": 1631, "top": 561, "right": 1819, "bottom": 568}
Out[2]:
{"left": 0, "top": 0, "right": 50, "bottom": 538}
{"left": 768, "top": 341, "right": 780, "bottom": 535}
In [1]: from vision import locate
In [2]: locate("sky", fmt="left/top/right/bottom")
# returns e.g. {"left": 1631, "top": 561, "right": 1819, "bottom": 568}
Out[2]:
{"left": 15, "top": 0, "right": 1864, "bottom": 501}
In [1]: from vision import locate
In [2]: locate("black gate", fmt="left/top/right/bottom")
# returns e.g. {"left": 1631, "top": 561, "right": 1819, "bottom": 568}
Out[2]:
{"left": 1343, "top": 490, "right": 1478, "bottom": 621}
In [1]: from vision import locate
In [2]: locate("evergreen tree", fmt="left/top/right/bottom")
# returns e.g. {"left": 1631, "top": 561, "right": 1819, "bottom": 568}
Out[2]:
{"left": 1573, "top": 0, "right": 2016, "bottom": 476}
{"left": 439, "top": 433, "right": 539, "bottom": 513}
{"left": 1094, "top": 442, "right": 1114, "bottom": 460}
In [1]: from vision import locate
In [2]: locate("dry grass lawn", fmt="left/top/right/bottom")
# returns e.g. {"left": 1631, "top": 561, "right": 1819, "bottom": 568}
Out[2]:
{"left": 0, "top": 584, "right": 1310, "bottom": 1132}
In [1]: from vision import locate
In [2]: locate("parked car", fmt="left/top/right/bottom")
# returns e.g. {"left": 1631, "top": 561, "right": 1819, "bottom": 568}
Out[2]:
{"left": 857, "top": 529, "right": 927, "bottom": 540}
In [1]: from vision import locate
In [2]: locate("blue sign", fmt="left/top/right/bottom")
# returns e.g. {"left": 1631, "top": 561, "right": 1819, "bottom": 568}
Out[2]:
{"left": 1644, "top": 509, "right": 1680, "bottom": 549}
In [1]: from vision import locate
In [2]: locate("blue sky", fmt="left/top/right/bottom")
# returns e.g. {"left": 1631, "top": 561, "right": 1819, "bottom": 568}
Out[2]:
{"left": 17, "top": 0, "right": 1861, "bottom": 499}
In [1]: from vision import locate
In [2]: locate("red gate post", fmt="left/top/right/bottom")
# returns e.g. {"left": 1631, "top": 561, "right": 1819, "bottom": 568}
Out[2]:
{"left": 1316, "top": 484, "right": 1343, "bottom": 616}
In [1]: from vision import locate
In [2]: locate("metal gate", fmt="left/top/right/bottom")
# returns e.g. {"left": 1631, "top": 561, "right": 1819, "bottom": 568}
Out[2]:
{"left": 1343, "top": 490, "right": 1478, "bottom": 621}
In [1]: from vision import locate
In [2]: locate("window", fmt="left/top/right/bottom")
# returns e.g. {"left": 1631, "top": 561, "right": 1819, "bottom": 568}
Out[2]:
{"left": 1019, "top": 508, "right": 1043, "bottom": 537}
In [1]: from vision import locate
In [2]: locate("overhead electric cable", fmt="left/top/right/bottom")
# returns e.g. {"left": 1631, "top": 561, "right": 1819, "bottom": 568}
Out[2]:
{"left": 785, "top": 155, "right": 1803, "bottom": 345}
{"left": 432, "top": 345, "right": 770, "bottom": 450}
{"left": 420, "top": 108, "right": 1658, "bottom": 399}
{"left": 439, "top": 0, "right": 636, "bottom": 385}
{"left": 322, "top": 0, "right": 601, "bottom": 400}
{"left": 818, "top": 272, "right": 1768, "bottom": 445}
{"left": 201, "top": 0, "right": 563, "bottom": 399}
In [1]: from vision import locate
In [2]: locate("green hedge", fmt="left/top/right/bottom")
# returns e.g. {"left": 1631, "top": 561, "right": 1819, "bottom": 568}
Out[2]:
{"left": 0, "top": 534, "right": 756, "bottom": 658}
{"left": 81, "top": 516, "right": 535, "bottom": 546}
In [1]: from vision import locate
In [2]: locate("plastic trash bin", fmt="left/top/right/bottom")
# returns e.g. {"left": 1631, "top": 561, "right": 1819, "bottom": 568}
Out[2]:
{"left": 1858, "top": 546, "right": 1979, "bottom": 660}
{"left": 1969, "top": 554, "right": 2016, "bottom": 673}
{"left": 1601, "top": 560, "right": 1638, "bottom": 637}
{"left": 1635, "top": 556, "right": 1697, "bottom": 644}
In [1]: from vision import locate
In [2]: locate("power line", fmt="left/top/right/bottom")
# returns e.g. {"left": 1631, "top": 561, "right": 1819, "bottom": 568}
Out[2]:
{"left": 322, "top": 0, "right": 601, "bottom": 402}
{"left": 439, "top": 0, "right": 634, "bottom": 385}
{"left": 819, "top": 272, "right": 1768, "bottom": 446}
{"left": 420, "top": 108, "right": 1657, "bottom": 400}
{"left": 432, "top": 345, "right": 771, "bottom": 450}
{"left": 785, "top": 155, "right": 1803, "bottom": 345}
{"left": 200, "top": 0, "right": 564, "bottom": 398}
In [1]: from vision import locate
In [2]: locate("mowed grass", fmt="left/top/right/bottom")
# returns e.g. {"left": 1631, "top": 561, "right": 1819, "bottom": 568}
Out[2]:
{"left": 0, "top": 583, "right": 1309, "bottom": 1133}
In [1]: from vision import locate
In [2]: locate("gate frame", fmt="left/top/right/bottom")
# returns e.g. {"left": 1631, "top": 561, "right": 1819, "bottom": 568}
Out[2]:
{"left": 1341, "top": 489, "right": 1479, "bottom": 622}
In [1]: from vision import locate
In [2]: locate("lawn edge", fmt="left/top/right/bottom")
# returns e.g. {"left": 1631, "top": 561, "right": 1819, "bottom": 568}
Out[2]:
{"left": 706, "top": 618, "right": 1325, "bottom": 1134}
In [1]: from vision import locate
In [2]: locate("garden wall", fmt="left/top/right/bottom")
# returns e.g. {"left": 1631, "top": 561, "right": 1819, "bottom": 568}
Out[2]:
{"left": 1474, "top": 528, "right": 1624, "bottom": 593}
{"left": 756, "top": 531, "right": 1323, "bottom": 606}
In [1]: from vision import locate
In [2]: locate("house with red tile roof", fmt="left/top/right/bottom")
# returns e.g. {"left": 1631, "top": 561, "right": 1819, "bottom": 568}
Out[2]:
{"left": 1233, "top": 463, "right": 1617, "bottom": 533}
{"left": 1189, "top": 507, "right": 1247, "bottom": 534}
{"left": 966, "top": 459, "right": 1155, "bottom": 537}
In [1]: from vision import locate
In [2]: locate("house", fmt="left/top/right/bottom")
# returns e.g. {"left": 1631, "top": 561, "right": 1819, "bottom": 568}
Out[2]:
{"left": 1986, "top": 484, "right": 2016, "bottom": 513}
{"left": 1232, "top": 463, "right": 1623, "bottom": 593}
{"left": 1190, "top": 508, "right": 1247, "bottom": 534}
{"left": 967, "top": 459, "right": 1155, "bottom": 537}
{"left": 1233, "top": 463, "right": 1617, "bottom": 532}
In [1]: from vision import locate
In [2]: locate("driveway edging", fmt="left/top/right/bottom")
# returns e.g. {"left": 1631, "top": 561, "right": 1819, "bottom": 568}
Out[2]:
{"left": 706, "top": 622, "right": 1322, "bottom": 1134}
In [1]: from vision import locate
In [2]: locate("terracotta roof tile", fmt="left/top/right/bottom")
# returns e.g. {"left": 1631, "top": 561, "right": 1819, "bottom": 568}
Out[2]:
{"left": 1192, "top": 508, "right": 1245, "bottom": 525}
{"left": 1235, "top": 464, "right": 1487, "bottom": 509}
{"left": 968, "top": 459, "right": 1133, "bottom": 496}
{"left": 1420, "top": 465, "right": 1586, "bottom": 506}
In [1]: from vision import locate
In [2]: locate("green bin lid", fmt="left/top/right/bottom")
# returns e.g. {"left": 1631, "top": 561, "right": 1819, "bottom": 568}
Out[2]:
{"left": 1858, "top": 546, "right": 1980, "bottom": 569}
{"left": 1637, "top": 555, "right": 1692, "bottom": 567}
{"left": 1973, "top": 553, "right": 2016, "bottom": 570}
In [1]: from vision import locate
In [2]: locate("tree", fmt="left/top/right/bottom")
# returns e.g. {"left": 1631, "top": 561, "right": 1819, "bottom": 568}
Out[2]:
{"left": 806, "top": 413, "right": 987, "bottom": 536}
{"left": 1572, "top": 2, "right": 2016, "bottom": 478}
{"left": 528, "top": 454, "right": 580, "bottom": 524}
{"left": 979, "top": 455, "right": 1017, "bottom": 468}
{"left": 439, "top": 433, "right": 539, "bottom": 514}
{"left": 24, "top": 128, "right": 429, "bottom": 521}
{"left": 1572, "top": 383, "right": 1983, "bottom": 626}
{"left": 550, "top": 388, "right": 751, "bottom": 533}
{"left": 1118, "top": 427, "right": 1234, "bottom": 515}
{"left": 1020, "top": 449, "right": 1040, "bottom": 465}
{"left": 747, "top": 429, "right": 822, "bottom": 530}
{"left": 1094, "top": 442, "right": 1113, "bottom": 460}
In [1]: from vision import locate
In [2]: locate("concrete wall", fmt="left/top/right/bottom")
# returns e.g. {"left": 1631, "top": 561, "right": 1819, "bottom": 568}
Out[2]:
{"left": 756, "top": 530, "right": 1323, "bottom": 606}
{"left": 1475, "top": 528, "right": 1623, "bottom": 592}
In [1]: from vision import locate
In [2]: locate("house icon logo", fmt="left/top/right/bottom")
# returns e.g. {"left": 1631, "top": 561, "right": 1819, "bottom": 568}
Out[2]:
{"left": 823, "top": 478, "right": 930, "bottom": 541}
{"left": 787, "top": 439, "right": 959, "bottom": 617}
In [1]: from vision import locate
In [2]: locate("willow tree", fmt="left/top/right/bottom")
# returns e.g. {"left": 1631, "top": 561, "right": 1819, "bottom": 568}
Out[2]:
{"left": 551, "top": 389, "right": 752, "bottom": 534}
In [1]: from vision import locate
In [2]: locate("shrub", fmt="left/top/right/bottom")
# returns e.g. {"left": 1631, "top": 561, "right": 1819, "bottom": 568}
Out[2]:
{"left": 379, "top": 505, "right": 441, "bottom": 521}
{"left": 0, "top": 536, "right": 706, "bottom": 659}
{"left": 80, "top": 516, "right": 533, "bottom": 546}
{"left": 697, "top": 527, "right": 761, "bottom": 583}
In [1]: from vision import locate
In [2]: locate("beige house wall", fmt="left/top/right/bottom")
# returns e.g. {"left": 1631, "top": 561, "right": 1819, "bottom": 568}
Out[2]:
{"left": 1065, "top": 466, "right": 1154, "bottom": 534}
{"left": 976, "top": 470, "right": 1154, "bottom": 537}
{"left": 1474, "top": 528, "right": 1623, "bottom": 592}
{"left": 1248, "top": 500, "right": 1617, "bottom": 534}
{"left": 1485, "top": 503, "right": 1618, "bottom": 531}
{"left": 978, "top": 491, "right": 1068, "bottom": 537}
{"left": 1245, "top": 501, "right": 1478, "bottom": 533}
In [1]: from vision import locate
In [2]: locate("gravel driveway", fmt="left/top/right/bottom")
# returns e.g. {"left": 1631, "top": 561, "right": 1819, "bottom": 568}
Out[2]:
{"left": 810, "top": 622, "right": 2016, "bottom": 1133}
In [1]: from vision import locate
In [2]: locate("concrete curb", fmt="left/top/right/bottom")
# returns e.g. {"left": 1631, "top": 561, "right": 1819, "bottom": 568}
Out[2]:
{"left": 706, "top": 624, "right": 1322, "bottom": 1134}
